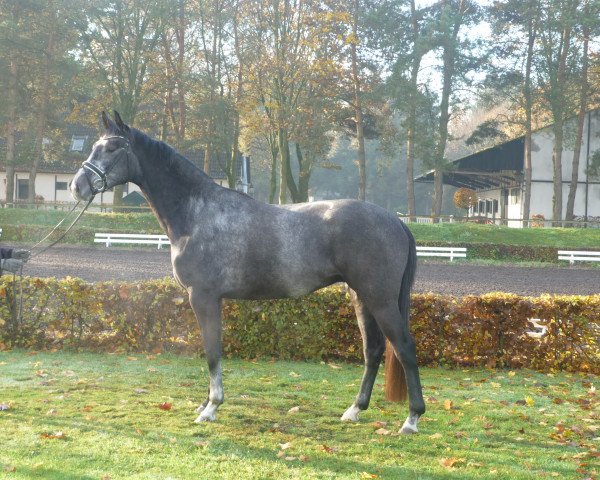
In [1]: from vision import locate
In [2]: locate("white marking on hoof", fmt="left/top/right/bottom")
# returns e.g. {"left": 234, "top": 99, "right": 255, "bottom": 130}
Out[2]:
{"left": 399, "top": 414, "right": 419, "bottom": 434}
{"left": 194, "top": 402, "right": 218, "bottom": 422}
{"left": 341, "top": 405, "right": 361, "bottom": 422}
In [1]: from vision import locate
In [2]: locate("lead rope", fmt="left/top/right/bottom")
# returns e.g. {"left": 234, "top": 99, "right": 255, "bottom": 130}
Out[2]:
{"left": 6, "top": 196, "right": 95, "bottom": 329}
{"left": 28, "top": 197, "right": 94, "bottom": 259}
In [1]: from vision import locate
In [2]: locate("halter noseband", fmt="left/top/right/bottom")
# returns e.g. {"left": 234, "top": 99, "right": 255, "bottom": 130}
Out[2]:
{"left": 82, "top": 135, "right": 130, "bottom": 195}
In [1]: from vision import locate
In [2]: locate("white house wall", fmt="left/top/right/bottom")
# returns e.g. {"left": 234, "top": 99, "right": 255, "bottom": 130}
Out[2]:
{"left": 529, "top": 110, "right": 600, "bottom": 220}
{"left": 1, "top": 172, "right": 141, "bottom": 205}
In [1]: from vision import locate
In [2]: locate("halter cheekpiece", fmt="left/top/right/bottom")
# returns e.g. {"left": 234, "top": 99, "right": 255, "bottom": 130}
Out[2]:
{"left": 82, "top": 135, "right": 130, "bottom": 195}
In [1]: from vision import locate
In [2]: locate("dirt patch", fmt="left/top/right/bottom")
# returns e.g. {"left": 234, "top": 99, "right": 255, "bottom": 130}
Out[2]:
{"left": 18, "top": 244, "right": 600, "bottom": 296}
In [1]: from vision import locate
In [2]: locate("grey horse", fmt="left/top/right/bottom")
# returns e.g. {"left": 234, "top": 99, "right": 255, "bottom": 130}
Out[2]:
{"left": 69, "top": 111, "right": 425, "bottom": 434}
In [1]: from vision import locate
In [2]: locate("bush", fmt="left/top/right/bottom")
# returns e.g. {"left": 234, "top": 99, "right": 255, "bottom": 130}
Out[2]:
{"left": 0, "top": 277, "right": 598, "bottom": 373}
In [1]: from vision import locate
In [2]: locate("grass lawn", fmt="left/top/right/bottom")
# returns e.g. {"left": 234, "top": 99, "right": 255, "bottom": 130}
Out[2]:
{"left": 2, "top": 209, "right": 600, "bottom": 250}
{"left": 407, "top": 222, "right": 600, "bottom": 249}
{"left": 0, "top": 352, "right": 597, "bottom": 479}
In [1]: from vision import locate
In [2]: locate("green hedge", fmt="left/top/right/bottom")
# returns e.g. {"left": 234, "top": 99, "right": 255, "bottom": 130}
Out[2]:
{"left": 0, "top": 277, "right": 598, "bottom": 373}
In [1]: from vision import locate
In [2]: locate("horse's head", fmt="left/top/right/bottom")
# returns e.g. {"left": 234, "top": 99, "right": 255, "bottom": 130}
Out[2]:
{"left": 70, "top": 111, "right": 137, "bottom": 201}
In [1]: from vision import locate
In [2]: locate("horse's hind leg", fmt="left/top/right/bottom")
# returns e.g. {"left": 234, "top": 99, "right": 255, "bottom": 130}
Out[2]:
{"left": 188, "top": 290, "right": 224, "bottom": 422}
{"left": 373, "top": 304, "right": 425, "bottom": 434}
{"left": 341, "top": 290, "right": 385, "bottom": 422}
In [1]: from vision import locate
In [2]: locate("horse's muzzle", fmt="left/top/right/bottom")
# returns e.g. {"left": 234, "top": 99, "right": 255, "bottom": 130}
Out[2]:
{"left": 69, "top": 169, "right": 93, "bottom": 201}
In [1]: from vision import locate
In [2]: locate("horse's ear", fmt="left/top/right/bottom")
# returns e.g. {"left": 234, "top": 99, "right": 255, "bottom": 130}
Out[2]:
{"left": 101, "top": 111, "right": 112, "bottom": 131}
{"left": 113, "top": 110, "right": 130, "bottom": 133}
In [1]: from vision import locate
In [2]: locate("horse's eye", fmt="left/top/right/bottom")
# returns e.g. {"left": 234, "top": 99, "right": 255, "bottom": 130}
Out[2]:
{"left": 106, "top": 145, "right": 118, "bottom": 153}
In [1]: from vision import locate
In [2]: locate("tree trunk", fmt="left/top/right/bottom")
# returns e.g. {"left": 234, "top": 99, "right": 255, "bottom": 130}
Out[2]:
{"left": 269, "top": 133, "right": 279, "bottom": 204}
{"left": 406, "top": 0, "right": 421, "bottom": 219}
{"left": 522, "top": 16, "right": 536, "bottom": 227}
{"left": 296, "top": 143, "right": 311, "bottom": 202}
{"left": 278, "top": 129, "right": 289, "bottom": 204}
{"left": 550, "top": 17, "right": 573, "bottom": 225}
{"left": 565, "top": 13, "right": 589, "bottom": 223}
{"left": 30, "top": 20, "right": 56, "bottom": 203}
{"left": 176, "top": 0, "right": 186, "bottom": 143}
{"left": 230, "top": 1, "right": 244, "bottom": 189}
{"left": 552, "top": 124, "right": 564, "bottom": 224}
{"left": 5, "top": 57, "right": 18, "bottom": 205}
{"left": 431, "top": 0, "right": 461, "bottom": 221}
{"left": 351, "top": 0, "right": 366, "bottom": 201}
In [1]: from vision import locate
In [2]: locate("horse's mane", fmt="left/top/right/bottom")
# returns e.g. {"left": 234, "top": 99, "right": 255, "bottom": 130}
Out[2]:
{"left": 130, "top": 128, "right": 215, "bottom": 187}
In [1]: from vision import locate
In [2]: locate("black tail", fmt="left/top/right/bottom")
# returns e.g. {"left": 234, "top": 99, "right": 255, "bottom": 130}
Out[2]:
{"left": 385, "top": 222, "right": 416, "bottom": 402}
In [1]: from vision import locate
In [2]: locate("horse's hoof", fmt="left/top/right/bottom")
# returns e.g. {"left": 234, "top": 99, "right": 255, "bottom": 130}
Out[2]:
{"left": 195, "top": 404, "right": 206, "bottom": 414}
{"left": 399, "top": 425, "right": 418, "bottom": 435}
{"left": 399, "top": 414, "right": 419, "bottom": 434}
{"left": 194, "top": 413, "right": 216, "bottom": 423}
{"left": 340, "top": 405, "right": 361, "bottom": 422}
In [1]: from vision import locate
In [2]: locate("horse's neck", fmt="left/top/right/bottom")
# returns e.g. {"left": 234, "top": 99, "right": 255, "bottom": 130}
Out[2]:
{"left": 132, "top": 134, "right": 216, "bottom": 240}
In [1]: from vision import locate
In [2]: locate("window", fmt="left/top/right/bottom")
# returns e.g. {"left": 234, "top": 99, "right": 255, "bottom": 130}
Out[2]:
{"left": 17, "top": 179, "right": 29, "bottom": 200}
{"left": 492, "top": 199, "right": 499, "bottom": 214}
{"left": 478, "top": 200, "right": 486, "bottom": 214}
{"left": 71, "top": 135, "right": 87, "bottom": 152}
{"left": 509, "top": 188, "right": 520, "bottom": 205}
{"left": 56, "top": 181, "right": 68, "bottom": 191}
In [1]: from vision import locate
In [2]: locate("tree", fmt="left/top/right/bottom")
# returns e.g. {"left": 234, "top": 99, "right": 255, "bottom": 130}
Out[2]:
{"left": 350, "top": 0, "right": 367, "bottom": 201}
{"left": 77, "top": 0, "right": 164, "bottom": 204}
{"left": 453, "top": 187, "right": 477, "bottom": 216}
{"left": 565, "top": 0, "right": 596, "bottom": 222}
{"left": 537, "top": 0, "right": 579, "bottom": 224}
{"left": 243, "top": 0, "right": 346, "bottom": 204}
{"left": 430, "top": 0, "right": 482, "bottom": 221}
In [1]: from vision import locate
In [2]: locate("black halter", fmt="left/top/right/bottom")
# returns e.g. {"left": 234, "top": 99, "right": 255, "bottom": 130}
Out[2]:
{"left": 82, "top": 135, "right": 130, "bottom": 195}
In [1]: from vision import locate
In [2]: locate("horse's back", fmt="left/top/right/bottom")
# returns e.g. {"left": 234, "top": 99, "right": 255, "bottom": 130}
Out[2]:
{"left": 286, "top": 199, "right": 412, "bottom": 298}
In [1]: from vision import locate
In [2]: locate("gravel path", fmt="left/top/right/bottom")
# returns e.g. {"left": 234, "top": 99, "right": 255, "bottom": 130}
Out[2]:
{"left": 16, "top": 244, "right": 600, "bottom": 296}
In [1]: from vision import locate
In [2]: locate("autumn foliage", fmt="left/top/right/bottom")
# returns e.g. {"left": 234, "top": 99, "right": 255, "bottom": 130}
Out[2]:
{"left": 453, "top": 188, "right": 478, "bottom": 211}
{"left": 0, "top": 277, "right": 598, "bottom": 374}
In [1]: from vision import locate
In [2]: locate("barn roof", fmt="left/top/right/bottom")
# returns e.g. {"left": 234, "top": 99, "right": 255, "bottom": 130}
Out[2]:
{"left": 415, "top": 136, "right": 525, "bottom": 190}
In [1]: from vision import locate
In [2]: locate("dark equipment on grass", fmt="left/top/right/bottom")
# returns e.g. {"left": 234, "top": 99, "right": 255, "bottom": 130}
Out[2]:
{"left": 69, "top": 111, "right": 425, "bottom": 434}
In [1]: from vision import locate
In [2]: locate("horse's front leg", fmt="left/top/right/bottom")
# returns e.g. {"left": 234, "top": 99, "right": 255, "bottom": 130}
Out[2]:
{"left": 188, "top": 290, "right": 223, "bottom": 422}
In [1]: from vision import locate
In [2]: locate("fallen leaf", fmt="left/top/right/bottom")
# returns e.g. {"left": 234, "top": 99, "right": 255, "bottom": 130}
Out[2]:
{"left": 287, "top": 406, "right": 300, "bottom": 414}
{"left": 429, "top": 433, "right": 443, "bottom": 439}
{"left": 279, "top": 442, "right": 292, "bottom": 450}
{"left": 360, "top": 473, "right": 378, "bottom": 479}
{"left": 374, "top": 428, "right": 391, "bottom": 435}
{"left": 3, "top": 466, "right": 16, "bottom": 473}
{"left": 158, "top": 402, "right": 172, "bottom": 410}
{"left": 440, "top": 457, "right": 464, "bottom": 469}
{"left": 194, "top": 441, "right": 209, "bottom": 448}
{"left": 525, "top": 397, "right": 535, "bottom": 407}
{"left": 372, "top": 421, "right": 388, "bottom": 428}
{"left": 41, "top": 431, "right": 66, "bottom": 440}
{"left": 320, "top": 444, "right": 338, "bottom": 454}
{"left": 444, "top": 399, "right": 454, "bottom": 410}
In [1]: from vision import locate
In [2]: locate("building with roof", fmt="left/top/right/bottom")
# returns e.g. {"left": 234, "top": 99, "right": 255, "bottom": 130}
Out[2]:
{"left": 416, "top": 109, "right": 600, "bottom": 226}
